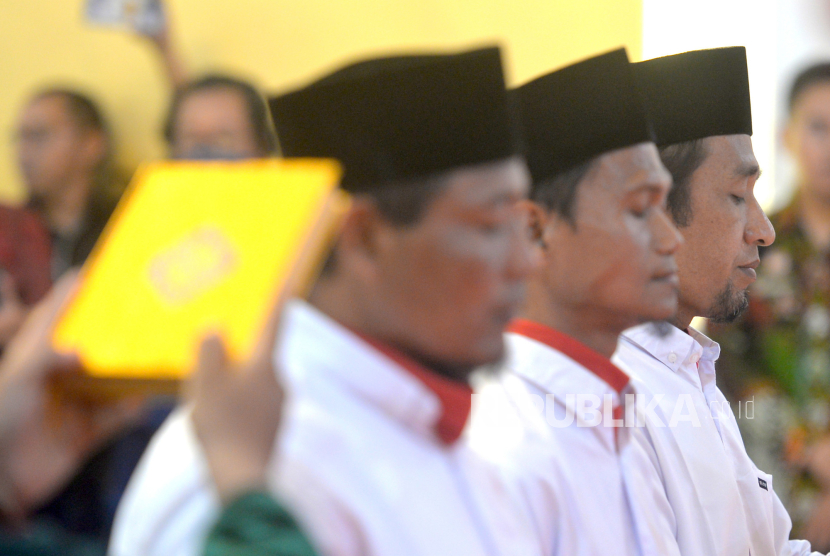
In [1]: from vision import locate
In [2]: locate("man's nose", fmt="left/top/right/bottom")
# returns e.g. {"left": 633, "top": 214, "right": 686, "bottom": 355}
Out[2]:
{"left": 745, "top": 197, "right": 775, "bottom": 247}
{"left": 653, "top": 207, "right": 683, "bottom": 255}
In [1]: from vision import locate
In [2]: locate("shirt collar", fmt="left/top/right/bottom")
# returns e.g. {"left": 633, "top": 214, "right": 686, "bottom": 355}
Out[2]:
{"left": 282, "top": 301, "right": 448, "bottom": 444}
{"left": 350, "top": 332, "right": 473, "bottom": 445}
{"left": 620, "top": 322, "right": 721, "bottom": 390}
{"left": 507, "top": 319, "right": 630, "bottom": 395}
{"left": 506, "top": 319, "right": 633, "bottom": 451}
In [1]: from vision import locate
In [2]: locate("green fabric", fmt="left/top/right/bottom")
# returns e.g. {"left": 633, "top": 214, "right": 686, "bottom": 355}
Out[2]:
{"left": 204, "top": 491, "right": 318, "bottom": 556}
{"left": 0, "top": 520, "right": 106, "bottom": 556}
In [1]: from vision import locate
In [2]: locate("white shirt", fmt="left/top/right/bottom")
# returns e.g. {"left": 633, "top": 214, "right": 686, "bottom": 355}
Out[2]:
{"left": 613, "top": 323, "right": 823, "bottom": 556}
{"left": 468, "top": 322, "right": 678, "bottom": 556}
{"left": 109, "top": 300, "right": 541, "bottom": 556}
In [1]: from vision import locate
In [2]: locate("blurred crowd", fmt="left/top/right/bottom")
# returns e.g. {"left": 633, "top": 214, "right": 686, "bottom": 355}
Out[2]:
{"left": 3, "top": 3, "right": 830, "bottom": 556}
{"left": 0, "top": 6, "right": 278, "bottom": 554}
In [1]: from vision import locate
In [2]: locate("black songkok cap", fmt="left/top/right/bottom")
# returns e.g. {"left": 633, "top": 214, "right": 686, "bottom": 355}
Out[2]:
{"left": 268, "top": 46, "right": 519, "bottom": 192}
{"left": 633, "top": 47, "right": 752, "bottom": 147}
{"left": 513, "top": 48, "right": 654, "bottom": 184}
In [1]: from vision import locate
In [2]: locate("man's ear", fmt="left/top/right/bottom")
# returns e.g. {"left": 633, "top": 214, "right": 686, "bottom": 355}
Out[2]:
{"left": 517, "top": 199, "right": 550, "bottom": 250}
{"left": 333, "top": 197, "right": 386, "bottom": 282}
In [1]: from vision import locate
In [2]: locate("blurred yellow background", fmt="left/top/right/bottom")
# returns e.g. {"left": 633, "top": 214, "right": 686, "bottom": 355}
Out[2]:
{"left": 0, "top": 0, "right": 642, "bottom": 203}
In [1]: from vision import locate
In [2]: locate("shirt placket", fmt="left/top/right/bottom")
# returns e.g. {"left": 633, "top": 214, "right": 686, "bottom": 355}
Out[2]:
{"left": 697, "top": 354, "right": 726, "bottom": 440}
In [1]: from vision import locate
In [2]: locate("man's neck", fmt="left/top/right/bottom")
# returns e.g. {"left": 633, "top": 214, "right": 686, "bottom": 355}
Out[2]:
{"left": 668, "top": 304, "right": 694, "bottom": 332}
{"left": 519, "top": 289, "right": 630, "bottom": 359}
{"left": 798, "top": 187, "right": 830, "bottom": 251}
{"left": 307, "top": 277, "right": 473, "bottom": 383}
{"left": 40, "top": 175, "right": 94, "bottom": 235}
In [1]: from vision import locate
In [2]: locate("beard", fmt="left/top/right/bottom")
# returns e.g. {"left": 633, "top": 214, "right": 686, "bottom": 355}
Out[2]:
{"left": 707, "top": 279, "right": 749, "bottom": 324}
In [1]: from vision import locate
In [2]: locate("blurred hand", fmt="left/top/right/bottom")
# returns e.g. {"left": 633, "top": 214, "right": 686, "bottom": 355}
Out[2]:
{"left": 0, "top": 273, "right": 142, "bottom": 521}
{"left": 0, "top": 272, "right": 30, "bottom": 348}
{"left": 132, "top": 0, "right": 187, "bottom": 89}
{"left": 187, "top": 293, "right": 287, "bottom": 504}
{"left": 130, "top": 0, "right": 168, "bottom": 44}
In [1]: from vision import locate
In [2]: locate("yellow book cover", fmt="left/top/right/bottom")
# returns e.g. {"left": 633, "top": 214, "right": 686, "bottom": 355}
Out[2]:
{"left": 52, "top": 159, "right": 346, "bottom": 396}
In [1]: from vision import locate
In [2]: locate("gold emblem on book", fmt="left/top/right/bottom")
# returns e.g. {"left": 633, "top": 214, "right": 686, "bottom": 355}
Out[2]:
{"left": 148, "top": 227, "right": 238, "bottom": 304}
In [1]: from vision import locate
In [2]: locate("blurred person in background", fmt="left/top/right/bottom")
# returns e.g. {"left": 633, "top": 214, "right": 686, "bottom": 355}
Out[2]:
{"left": 5, "top": 87, "right": 168, "bottom": 552}
{"left": 711, "top": 62, "right": 830, "bottom": 550}
{"left": 2, "top": 90, "right": 125, "bottom": 349}
{"left": 0, "top": 206, "right": 52, "bottom": 350}
{"left": 163, "top": 74, "right": 278, "bottom": 161}
{"left": 134, "top": 0, "right": 188, "bottom": 90}
{"left": 0, "top": 277, "right": 318, "bottom": 556}
{"left": 132, "top": 0, "right": 277, "bottom": 160}
{"left": 0, "top": 275, "right": 141, "bottom": 556}
{"left": 1, "top": 5, "right": 276, "bottom": 551}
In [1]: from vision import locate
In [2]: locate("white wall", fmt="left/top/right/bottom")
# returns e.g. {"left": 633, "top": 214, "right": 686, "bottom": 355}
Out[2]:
{"left": 643, "top": 0, "right": 782, "bottom": 211}
{"left": 772, "top": 0, "right": 830, "bottom": 210}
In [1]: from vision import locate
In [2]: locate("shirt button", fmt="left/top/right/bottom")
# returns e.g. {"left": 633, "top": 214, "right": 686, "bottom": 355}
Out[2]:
{"left": 690, "top": 354, "right": 700, "bottom": 365}
{"left": 668, "top": 353, "right": 678, "bottom": 364}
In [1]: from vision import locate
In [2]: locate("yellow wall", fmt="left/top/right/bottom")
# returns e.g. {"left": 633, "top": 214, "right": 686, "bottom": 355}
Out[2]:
{"left": 0, "top": 0, "right": 642, "bottom": 203}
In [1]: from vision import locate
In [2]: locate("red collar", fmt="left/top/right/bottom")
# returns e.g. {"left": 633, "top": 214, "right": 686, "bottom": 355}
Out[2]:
{"left": 507, "top": 319, "right": 630, "bottom": 394}
{"left": 351, "top": 332, "right": 472, "bottom": 446}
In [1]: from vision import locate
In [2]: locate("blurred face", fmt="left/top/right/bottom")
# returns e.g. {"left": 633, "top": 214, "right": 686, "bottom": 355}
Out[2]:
{"left": 15, "top": 95, "right": 99, "bottom": 201}
{"left": 785, "top": 82, "right": 830, "bottom": 202}
{"left": 675, "top": 135, "right": 775, "bottom": 323}
{"left": 367, "top": 157, "right": 534, "bottom": 375}
{"left": 539, "top": 143, "right": 681, "bottom": 327}
{"left": 170, "top": 87, "right": 260, "bottom": 160}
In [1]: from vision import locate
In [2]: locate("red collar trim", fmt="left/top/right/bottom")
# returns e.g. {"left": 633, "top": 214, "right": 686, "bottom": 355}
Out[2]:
{"left": 350, "top": 331, "right": 472, "bottom": 446}
{"left": 507, "top": 319, "right": 630, "bottom": 395}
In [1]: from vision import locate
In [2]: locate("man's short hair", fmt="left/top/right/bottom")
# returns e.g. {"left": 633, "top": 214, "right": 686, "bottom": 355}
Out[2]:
{"left": 31, "top": 88, "right": 112, "bottom": 171}
{"left": 788, "top": 62, "right": 830, "bottom": 114}
{"left": 369, "top": 173, "right": 449, "bottom": 227}
{"left": 163, "top": 74, "right": 278, "bottom": 156}
{"left": 26, "top": 88, "right": 125, "bottom": 210}
{"left": 34, "top": 88, "right": 108, "bottom": 136}
{"left": 659, "top": 138, "right": 709, "bottom": 227}
{"left": 532, "top": 139, "right": 709, "bottom": 229}
{"left": 530, "top": 158, "right": 595, "bottom": 225}
{"left": 318, "top": 172, "right": 449, "bottom": 276}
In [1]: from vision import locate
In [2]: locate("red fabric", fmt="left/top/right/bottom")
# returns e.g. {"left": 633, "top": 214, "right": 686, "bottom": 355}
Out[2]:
{"left": 353, "top": 332, "right": 473, "bottom": 445}
{"left": 0, "top": 205, "right": 52, "bottom": 305}
{"left": 507, "top": 319, "right": 630, "bottom": 394}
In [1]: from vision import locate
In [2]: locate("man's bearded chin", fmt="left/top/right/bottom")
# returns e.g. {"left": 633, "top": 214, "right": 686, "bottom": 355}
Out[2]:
{"left": 707, "top": 280, "right": 750, "bottom": 324}
{"left": 644, "top": 281, "right": 750, "bottom": 337}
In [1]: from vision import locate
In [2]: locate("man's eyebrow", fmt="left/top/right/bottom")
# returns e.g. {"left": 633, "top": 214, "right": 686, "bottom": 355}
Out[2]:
{"left": 476, "top": 183, "right": 530, "bottom": 206}
{"left": 486, "top": 190, "right": 525, "bottom": 205}
{"left": 735, "top": 162, "right": 762, "bottom": 179}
